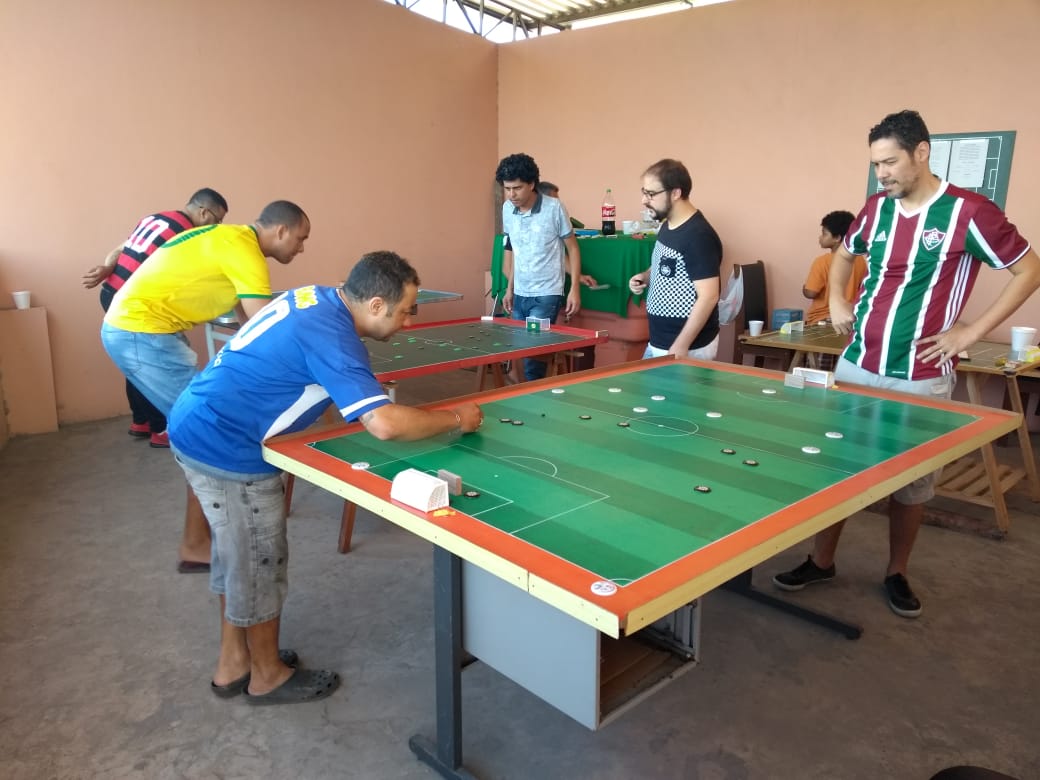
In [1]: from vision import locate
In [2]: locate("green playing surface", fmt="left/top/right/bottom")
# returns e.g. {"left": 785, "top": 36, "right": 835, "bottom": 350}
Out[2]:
{"left": 363, "top": 321, "right": 587, "bottom": 374}
{"left": 310, "top": 363, "right": 978, "bottom": 586}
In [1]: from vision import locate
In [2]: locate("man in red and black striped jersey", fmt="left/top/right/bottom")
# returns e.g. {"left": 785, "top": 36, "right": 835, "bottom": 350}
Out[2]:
{"left": 774, "top": 110, "right": 1040, "bottom": 618}
{"left": 83, "top": 188, "right": 228, "bottom": 446}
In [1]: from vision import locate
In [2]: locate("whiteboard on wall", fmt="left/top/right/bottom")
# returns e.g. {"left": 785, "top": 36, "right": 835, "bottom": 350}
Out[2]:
{"left": 866, "top": 130, "right": 1016, "bottom": 209}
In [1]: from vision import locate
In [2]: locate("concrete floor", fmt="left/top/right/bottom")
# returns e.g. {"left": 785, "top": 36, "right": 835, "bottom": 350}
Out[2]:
{"left": 1, "top": 368, "right": 1038, "bottom": 780}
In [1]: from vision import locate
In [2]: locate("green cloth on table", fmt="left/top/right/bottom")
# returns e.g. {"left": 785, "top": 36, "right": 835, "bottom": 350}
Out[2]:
{"left": 489, "top": 234, "right": 654, "bottom": 317}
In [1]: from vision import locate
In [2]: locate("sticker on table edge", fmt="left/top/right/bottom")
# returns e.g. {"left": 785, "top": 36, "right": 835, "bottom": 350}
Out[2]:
{"left": 590, "top": 580, "right": 618, "bottom": 596}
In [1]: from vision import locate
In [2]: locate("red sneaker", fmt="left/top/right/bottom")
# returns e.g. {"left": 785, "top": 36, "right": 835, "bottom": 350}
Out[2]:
{"left": 128, "top": 422, "right": 151, "bottom": 438}
{"left": 149, "top": 431, "right": 170, "bottom": 448}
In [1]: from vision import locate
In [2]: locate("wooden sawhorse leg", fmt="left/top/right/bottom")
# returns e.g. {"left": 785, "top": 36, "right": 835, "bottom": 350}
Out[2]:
{"left": 475, "top": 361, "right": 506, "bottom": 391}
{"left": 338, "top": 501, "right": 357, "bottom": 553}
{"left": 1005, "top": 374, "right": 1040, "bottom": 501}
{"left": 786, "top": 349, "right": 807, "bottom": 372}
{"left": 932, "top": 372, "right": 1024, "bottom": 534}
{"left": 283, "top": 473, "right": 295, "bottom": 518}
{"left": 976, "top": 440, "right": 1013, "bottom": 534}
{"left": 282, "top": 475, "right": 358, "bottom": 553}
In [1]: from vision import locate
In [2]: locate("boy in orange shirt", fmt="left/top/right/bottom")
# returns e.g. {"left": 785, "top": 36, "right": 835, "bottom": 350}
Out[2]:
{"left": 803, "top": 211, "right": 866, "bottom": 324}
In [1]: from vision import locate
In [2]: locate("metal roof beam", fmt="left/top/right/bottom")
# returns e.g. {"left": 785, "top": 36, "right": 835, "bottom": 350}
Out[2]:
{"left": 544, "top": 0, "right": 683, "bottom": 25}
{"left": 451, "top": 0, "right": 569, "bottom": 33}
{"left": 393, "top": 0, "right": 698, "bottom": 38}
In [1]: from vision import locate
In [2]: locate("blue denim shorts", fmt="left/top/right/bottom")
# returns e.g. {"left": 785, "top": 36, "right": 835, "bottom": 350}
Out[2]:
{"left": 178, "top": 464, "right": 288, "bottom": 627}
{"left": 835, "top": 357, "right": 955, "bottom": 504}
{"left": 100, "top": 323, "right": 198, "bottom": 416}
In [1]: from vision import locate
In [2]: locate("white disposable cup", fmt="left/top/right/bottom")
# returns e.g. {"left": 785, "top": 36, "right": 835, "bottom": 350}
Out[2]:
{"left": 622, "top": 220, "right": 637, "bottom": 234}
{"left": 748, "top": 320, "right": 764, "bottom": 337}
{"left": 1010, "top": 325, "right": 1037, "bottom": 358}
{"left": 12, "top": 290, "right": 31, "bottom": 310}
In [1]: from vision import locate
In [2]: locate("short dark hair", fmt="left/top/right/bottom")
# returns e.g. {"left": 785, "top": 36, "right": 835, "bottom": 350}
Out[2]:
{"left": 342, "top": 251, "right": 421, "bottom": 308}
{"left": 643, "top": 159, "right": 692, "bottom": 199}
{"left": 256, "top": 200, "right": 308, "bottom": 229}
{"left": 537, "top": 181, "right": 558, "bottom": 196}
{"left": 820, "top": 210, "right": 856, "bottom": 239}
{"left": 187, "top": 188, "right": 228, "bottom": 213}
{"left": 868, "top": 110, "right": 931, "bottom": 154}
{"left": 495, "top": 153, "right": 539, "bottom": 185}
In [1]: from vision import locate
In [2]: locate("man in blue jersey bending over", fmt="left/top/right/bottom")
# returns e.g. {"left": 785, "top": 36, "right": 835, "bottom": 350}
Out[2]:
{"left": 169, "top": 251, "right": 484, "bottom": 705}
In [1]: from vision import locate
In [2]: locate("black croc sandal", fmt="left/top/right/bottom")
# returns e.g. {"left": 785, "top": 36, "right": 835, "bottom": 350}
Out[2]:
{"left": 243, "top": 668, "right": 340, "bottom": 706}
{"left": 209, "top": 649, "right": 300, "bottom": 698}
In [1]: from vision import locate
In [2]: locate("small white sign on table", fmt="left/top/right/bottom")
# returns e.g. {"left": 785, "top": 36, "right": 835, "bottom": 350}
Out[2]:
{"left": 391, "top": 468, "right": 449, "bottom": 512}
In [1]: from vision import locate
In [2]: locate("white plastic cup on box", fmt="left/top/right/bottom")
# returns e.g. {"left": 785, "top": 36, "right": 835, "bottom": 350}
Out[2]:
{"left": 748, "top": 320, "right": 764, "bottom": 337}
{"left": 622, "top": 220, "right": 637, "bottom": 234}
{"left": 12, "top": 290, "right": 31, "bottom": 310}
{"left": 1010, "top": 325, "right": 1037, "bottom": 359}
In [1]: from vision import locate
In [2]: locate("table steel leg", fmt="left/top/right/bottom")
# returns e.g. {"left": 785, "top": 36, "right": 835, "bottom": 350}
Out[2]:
{"left": 409, "top": 547, "right": 477, "bottom": 779}
{"left": 723, "top": 569, "right": 862, "bottom": 640}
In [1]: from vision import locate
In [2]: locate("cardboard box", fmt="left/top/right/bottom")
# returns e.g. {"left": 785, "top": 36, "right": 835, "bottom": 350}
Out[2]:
{"left": 771, "top": 308, "right": 804, "bottom": 331}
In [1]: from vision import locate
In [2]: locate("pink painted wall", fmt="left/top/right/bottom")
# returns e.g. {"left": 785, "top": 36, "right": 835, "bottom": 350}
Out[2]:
{"left": 498, "top": 0, "right": 1040, "bottom": 343}
{"left": 0, "top": 0, "right": 498, "bottom": 422}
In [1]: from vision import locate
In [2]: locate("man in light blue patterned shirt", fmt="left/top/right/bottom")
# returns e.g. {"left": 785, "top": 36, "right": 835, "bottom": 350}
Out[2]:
{"left": 496, "top": 153, "right": 585, "bottom": 381}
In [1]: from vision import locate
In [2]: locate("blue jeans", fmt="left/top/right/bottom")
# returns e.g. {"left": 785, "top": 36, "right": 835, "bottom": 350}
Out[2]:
{"left": 512, "top": 294, "right": 564, "bottom": 381}
{"left": 99, "top": 288, "right": 166, "bottom": 431}
{"left": 100, "top": 323, "right": 198, "bottom": 416}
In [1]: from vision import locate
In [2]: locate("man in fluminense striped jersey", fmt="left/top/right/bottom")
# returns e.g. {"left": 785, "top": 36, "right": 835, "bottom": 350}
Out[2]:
{"left": 773, "top": 109, "right": 1040, "bottom": 619}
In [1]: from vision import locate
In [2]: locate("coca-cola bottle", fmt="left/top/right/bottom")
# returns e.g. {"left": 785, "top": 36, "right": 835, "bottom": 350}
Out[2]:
{"left": 601, "top": 188, "right": 616, "bottom": 235}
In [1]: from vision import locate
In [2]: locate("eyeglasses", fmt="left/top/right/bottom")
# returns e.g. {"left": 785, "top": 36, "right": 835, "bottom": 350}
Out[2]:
{"left": 640, "top": 188, "right": 667, "bottom": 199}
{"left": 204, "top": 208, "right": 225, "bottom": 224}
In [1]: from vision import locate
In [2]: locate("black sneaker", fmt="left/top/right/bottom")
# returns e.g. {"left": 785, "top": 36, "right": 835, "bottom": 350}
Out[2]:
{"left": 883, "top": 573, "right": 922, "bottom": 618}
{"left": 772, "top": 556, "right": 836, "bottom": 592}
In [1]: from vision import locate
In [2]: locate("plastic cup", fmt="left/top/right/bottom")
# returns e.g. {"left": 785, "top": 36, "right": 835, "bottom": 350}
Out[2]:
{"left": 622, "top": 220, "right": 637, "bottom": 234}
{"left": 748, "top": 320, "right": 764, "bottom": 337}
{"left": 12, "top": 290, "right": 31, "bottom": 310}
{"left": 1010, "top": 326, "right": 1037, "bottom": 360}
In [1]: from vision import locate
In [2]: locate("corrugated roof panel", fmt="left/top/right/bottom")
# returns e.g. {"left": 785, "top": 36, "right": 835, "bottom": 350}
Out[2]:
{"left": 386, "top": 0, "right": 700, "bottom": 40}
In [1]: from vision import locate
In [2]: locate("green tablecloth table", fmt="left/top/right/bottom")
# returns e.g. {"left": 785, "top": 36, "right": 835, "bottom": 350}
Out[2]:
{"left": 490, "top": 234, "right": 653, "bottom": 317}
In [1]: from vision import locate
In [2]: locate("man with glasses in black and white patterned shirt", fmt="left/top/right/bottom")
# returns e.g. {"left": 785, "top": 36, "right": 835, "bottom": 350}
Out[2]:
{"left": 629, "top": 158, "right": 723, "bottom": 360}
